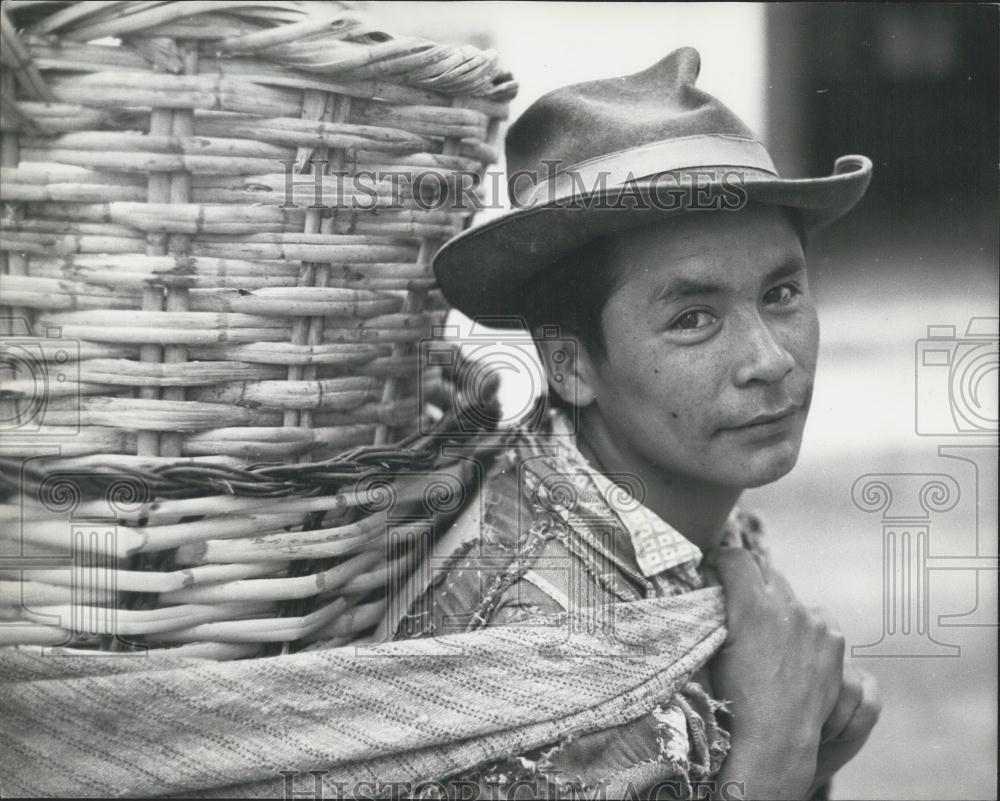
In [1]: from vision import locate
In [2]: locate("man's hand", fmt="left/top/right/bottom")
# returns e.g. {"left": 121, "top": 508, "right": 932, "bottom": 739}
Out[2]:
{"left": 811, "top": 664, "right": 882, "bottom": 794}
{"left": 708, "top": 547, "right": 846, "bottom": 799}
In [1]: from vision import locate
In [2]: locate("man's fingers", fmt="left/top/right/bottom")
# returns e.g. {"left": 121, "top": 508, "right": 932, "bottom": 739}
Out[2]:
{"left": 824, "top": 668, "right": 882, "bottom": 743}
{"left": 714, "top": 547, "right": 767, "bottom": 608}
{"left": 810, "top": 606, "right": 842, "bottom": 633}
{"left": 760, "top": 562, "right": 797, "bottom": 601}
{"left": 821, "top": 666, "right": 863, "bottom": 742}
{"left": 841, "top": 670, "right": 882, "bottom": 742}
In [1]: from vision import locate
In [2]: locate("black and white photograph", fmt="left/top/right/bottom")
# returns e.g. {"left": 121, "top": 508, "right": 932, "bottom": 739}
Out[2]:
{"left": 0, "top": 2, "right": 997, "bottom": 799}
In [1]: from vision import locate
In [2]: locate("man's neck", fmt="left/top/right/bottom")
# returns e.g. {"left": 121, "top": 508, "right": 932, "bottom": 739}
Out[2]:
{"left": 574, "top": 414, "right": 741, "bottom": 552}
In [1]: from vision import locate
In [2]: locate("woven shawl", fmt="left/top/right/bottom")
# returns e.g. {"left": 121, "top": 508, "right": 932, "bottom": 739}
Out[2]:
{"left": 0, "top": 588, "right": 725, "bottom": 797}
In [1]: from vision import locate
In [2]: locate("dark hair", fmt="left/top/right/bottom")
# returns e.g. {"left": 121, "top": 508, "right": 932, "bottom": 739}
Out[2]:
{"left": 521, "top": 235, "right": 625, "bottom": 415}
{"left": 522, "top": 234, "right": 624, "bottom": 360}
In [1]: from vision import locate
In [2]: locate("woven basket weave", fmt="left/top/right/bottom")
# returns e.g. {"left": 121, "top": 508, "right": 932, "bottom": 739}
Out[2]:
{"left": 0, "top": 0, "right": 515, "bottom": 658}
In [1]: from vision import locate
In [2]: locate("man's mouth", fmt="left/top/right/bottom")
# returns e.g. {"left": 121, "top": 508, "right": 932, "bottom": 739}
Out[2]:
{"left": 720, "top": 403, "right": 803, "bottom": 432}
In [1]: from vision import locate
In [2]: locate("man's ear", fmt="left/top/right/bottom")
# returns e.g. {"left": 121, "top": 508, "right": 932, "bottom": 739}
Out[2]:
{"left": 534, "top": 331, "right": 599, "bottom": 408}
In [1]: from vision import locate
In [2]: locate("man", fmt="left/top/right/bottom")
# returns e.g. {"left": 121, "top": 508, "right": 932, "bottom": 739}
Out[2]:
{"left": 384, "top": 47, "right": 881, "bottom": 799}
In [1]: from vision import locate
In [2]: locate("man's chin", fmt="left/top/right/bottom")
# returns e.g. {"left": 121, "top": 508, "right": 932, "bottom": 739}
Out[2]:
{"left": 726, "top": 440, "right": 803, "bottom": 488}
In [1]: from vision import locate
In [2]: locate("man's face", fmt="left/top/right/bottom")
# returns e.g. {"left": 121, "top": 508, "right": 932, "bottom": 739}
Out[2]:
{"left": 577, "top": 204, "right": 818, "bottom": 489}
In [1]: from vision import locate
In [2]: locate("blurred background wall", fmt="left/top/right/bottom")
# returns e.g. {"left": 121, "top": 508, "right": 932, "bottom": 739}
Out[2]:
{"left": 367, "top": 4, "right": 998, "bottom": 798}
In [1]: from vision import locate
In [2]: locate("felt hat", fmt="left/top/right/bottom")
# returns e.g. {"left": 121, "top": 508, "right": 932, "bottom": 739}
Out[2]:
{"left": 433, "top": 47, "right": 872, "bottom": 328}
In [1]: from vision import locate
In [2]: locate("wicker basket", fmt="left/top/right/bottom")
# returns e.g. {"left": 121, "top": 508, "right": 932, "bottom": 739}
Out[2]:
{"left": 0, "top": 0, "right": 515, "bottom": 658}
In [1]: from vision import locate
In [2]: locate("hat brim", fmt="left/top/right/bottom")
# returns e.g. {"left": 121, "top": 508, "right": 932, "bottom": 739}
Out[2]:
{"left": 433, "top": 155, "right": 872, "bottom": 328}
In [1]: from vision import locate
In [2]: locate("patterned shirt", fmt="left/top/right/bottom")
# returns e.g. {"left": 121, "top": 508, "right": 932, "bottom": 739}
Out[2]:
{"left": 384, "top": 406, "right": 767, "bottom": 799}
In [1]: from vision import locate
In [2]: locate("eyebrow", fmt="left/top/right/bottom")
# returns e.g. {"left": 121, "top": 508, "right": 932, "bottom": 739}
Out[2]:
{"left": 652, "top": 258, "right": 805, "bottom": 306}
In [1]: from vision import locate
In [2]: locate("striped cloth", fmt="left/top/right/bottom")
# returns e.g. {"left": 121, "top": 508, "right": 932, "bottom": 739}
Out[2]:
{"left": 0, "top": 588, "right": 726, "bottom": 798}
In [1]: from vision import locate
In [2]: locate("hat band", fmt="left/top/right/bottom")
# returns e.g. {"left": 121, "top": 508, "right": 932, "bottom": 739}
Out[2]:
{"left": 518, "top": 134, "right": 778, "bottom": 207}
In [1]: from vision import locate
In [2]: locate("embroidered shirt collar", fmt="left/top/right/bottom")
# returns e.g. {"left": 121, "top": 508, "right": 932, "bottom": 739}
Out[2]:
{"left": 525, "top": 407, "right": 707, "bottom": 577}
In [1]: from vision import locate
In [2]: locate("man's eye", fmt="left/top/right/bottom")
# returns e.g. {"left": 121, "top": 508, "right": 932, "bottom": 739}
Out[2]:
{"left": 669, "top": 309, "right": 717, "bottom": 331}
{"left": 763, "top": 283, "right": 803, "bottom": 306}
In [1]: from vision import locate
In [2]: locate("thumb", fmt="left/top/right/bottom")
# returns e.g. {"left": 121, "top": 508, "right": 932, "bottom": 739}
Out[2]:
{"left": 714, "top": 546, "right": 767, "bottom": 612}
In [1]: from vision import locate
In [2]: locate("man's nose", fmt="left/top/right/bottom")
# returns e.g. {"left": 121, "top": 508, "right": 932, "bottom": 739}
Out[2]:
{"left": 732, "top": 316, "right": 796, "bottom": 386}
